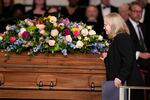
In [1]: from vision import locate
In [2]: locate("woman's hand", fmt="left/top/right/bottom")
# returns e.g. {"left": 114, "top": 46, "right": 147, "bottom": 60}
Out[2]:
{"left": 99, "top": 52, "right": 107, "bottom": 60}
{"left": 114, "top": 78, "right": 122, "bottom": 88}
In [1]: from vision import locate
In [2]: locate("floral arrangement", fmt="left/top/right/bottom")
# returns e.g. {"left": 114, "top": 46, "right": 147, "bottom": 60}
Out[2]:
{"left": 0, "top": 15, "right": 109, "bottom": 56}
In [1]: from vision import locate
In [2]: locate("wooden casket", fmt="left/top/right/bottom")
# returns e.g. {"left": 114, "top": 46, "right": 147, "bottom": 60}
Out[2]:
{"left": 0, "top": 52, "right": 106, "bottom": 100}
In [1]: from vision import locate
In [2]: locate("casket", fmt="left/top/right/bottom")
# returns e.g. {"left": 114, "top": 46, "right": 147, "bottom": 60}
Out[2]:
{"left": 0, "top": 52, "right": 106, "bottom": 100}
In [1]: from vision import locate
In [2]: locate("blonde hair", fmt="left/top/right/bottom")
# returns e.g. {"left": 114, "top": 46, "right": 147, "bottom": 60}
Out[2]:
{"left": 104, "top": 13, "right": 129, "bottom": 39}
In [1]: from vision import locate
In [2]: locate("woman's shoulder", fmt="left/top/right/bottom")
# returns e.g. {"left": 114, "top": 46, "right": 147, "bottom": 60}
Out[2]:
{"left": 114, "top": 32, "right": 132, "bottom": 44}
{"left": 115, "top": 32, "right": 130, "bottom": 40}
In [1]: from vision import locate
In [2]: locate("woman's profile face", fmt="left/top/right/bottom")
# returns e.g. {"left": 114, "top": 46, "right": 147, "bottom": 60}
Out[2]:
{"left": 104, "top": 20, "right": 111, "bottom": 35}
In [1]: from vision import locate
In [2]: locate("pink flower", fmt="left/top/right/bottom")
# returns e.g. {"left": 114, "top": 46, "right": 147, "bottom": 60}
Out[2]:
{"left": 18, "top": 32, "right": 22, "bottom": 38}
{"left": 72, "top": 28, "right": 80, "bottom": 36}
{"left": 22, "top": 31, "right": 29, "bottom": 40}
{"left": 36, "top": 24, "right": 45, "bottom": 30}
{"left": 51, "top": 29, "right": 59, "bottom": 37}
{"left": 73, "top": 30, "right": 80, "bottom": 36}
{"left": 9, "top": 36, "right": 16, "bottom": 43}
{"left": 48, "top": 40, "right": 55, "bottom": 46}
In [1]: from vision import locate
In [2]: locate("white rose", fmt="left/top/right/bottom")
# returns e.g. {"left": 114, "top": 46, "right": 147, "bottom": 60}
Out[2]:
{"left": 86, "top": 25, "right": 92, "bottom": 30}
{"left": 53, "top": 22, "right": 58, "bottom": 27}
{"left": 6, "top": 25, "right": 11, "bottom": 31}
{"left": 20, "top": 28, "right": 26, "bottom": 33}
{"left": 24, "top": 19, "right": 34, "bottom": 26}
{"left": 78, "top": 25, "right": 83, "bottom": 30}
{"left": 48, "top": 40, "right": 56, "bottom": 46}
{"left": 75, "top": 41, "right": 84, "bottom": 48}
{"left": 98, "top": 35, "right": 103, "bottom": 41}
{"left": 81, "top": 28, "right": 88, "bottom": 36}
{"left": 51, "top": 29, "right": 59, "bottom": 37}
{"left": 40, "top": 30, "right": 46, "bottom": 36}
{"left": 89, "top": 30, "right": 96, "bottom": 35}
{"left": 77, "top": 36, "right": 82, "bottom": 40}
{"left": 24, "top": 19, "right": 29, "bottom": 23}
{"left": 50, "top": 16, "right": 57, "bottom": 23}
{"left": 84, "top": 37, "right": 89, "bottom": 41}
{"left": 105, "top": 41, "right": 109, "bottom": 46}
{"left": 65, "top": 35, "right": 72, "bottom": 42}
{"left": 0, "top": 36, "right": 3, "bottom": 41}
{"left": 36, "top": 24, "right": 45, "bottom": 30}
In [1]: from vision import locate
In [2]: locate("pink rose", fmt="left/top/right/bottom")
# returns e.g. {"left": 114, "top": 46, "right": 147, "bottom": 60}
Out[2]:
{"left": 18, "top": 32, "right": 22, "bottom": 38}
{"left": 73, "top": 30, "right": 80, "bottom": 37}
{"left": 9, "top": 36, "right": 16, "bottom": 43}
{"left": 36, "top": 24, "right": 45, "bottom": 30}
{"left": 48, "top": 40, "right": 55, "bottom": 46}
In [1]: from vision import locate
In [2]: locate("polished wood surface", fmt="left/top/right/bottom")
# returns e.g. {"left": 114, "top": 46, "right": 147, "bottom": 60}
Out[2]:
{"left": 0, "top": 52, "right": 105, "bottom": 100}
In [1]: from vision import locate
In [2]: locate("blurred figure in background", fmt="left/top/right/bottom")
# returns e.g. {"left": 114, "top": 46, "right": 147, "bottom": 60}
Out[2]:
{"left": 137, "top": 0, "right": 150, "bottom": 51}
{"left": 96, "top": 0, "right": 118, "bottom": 39}
{"left": 84, "top": 5, "right": 103, "bottom": 34}
{"left": 47, "top": 6, "right": 60, "bottom": 17}
{"left": 77, "top": 0, "right": 89, "bottom": 7}
{"left": 10, "top": 4, "right": 25, "bottom": 19}
{"left": 0, "top": 0, "right": 3, "bottom": 18}
{"left": 119, "top": 3, "right": 129, "bottom": 21}
{"left": 60, "top": 0, "right": 85, "bottom": 22}
{"left": 27, "top": 0, "right": 47, "bottom": 18}
{"left": 5, "top": 3, "right": 26, "bottom": 25}
{"left": 126, "top": 3, "right": 150, "bottom": 99}
{"left": 1, "top": 0, "right": 14, "bottom": 18}
{"left": 97, "top": 0, "right": 118, "bottom": 17}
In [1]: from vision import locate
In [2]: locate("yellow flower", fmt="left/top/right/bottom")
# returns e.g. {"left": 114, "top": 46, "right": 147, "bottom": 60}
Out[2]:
{"left": 48, "top": 15, "right": 51, "bottom": 19}
{"left": 44, "top": 15, "right": 51, "bottom": 20}
{"left": 72, "top": 28, "right": 79, "bottom": 32}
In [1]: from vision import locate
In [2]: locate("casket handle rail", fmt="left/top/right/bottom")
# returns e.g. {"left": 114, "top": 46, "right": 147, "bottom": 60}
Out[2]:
{"left": 88, "top": 76, "right": 104, "bottom": 91}
{"left": 0, "top": 73, "right": 4, "bottom": 86}
{"left": 90, "top": 82, "right": 95, "bottom": 91}
{"left": 37, "top": 75, "right": 57, "bottom": 89}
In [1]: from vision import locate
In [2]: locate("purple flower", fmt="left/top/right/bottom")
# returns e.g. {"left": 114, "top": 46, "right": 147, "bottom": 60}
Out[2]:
{"left": 22, "top": 31, "right": 29, "bottom": 40}
{"left": 63, "top": 28, "right": 70, "bottom": 36}
{"left": 60, "top": 18, "right": 70, "bottom": 27}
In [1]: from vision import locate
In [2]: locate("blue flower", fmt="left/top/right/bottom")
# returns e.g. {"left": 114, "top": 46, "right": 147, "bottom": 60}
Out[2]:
{"left": 14, "top": 39, "right": 24, "bottom": 46}
{"left": 33, "top": 44, "right": 42, "bottom": 53}
{"left": 67, "top": 42, "right": 75, "bottom": 49}
{"left": 97, "top": 43, "right": 105, "bottom": 49}
{"left": 91, "top": 48, "right": 98, "bottom": 53}
{"left": 61, "top": 49, "right": 67, "bottom": 56}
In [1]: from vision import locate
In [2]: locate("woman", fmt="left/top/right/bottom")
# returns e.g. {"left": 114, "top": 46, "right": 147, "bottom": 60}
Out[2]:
{"left": 60, "top": 0, "right": 85, "bottom": 22}
{"left": 27, "top": 0, "right": 47, "bottom": 18}
{"left": 102, "top": 13, "right": 144, "bottom": 100}
{"left": 1, "top": 0, "right": 14, "bottom": 18}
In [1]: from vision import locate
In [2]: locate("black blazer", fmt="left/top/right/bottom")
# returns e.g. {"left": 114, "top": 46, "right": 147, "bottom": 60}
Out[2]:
{"left": 144, "top": 4, "right": 150, "bottom": 50}
{"left": 126, "top": 19, "right": 148, "bottom": 52}
{"left": 96, "top": 4, "right": 118, "bottom": 22}
{"left": 97, "top": 4, "right": 118, "bottom": 16}
{"left": 96, "top": 4, "right": 118, "bottom": 38}
{"left": 104, "top": 33, "right": 143, "bottom": 86}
